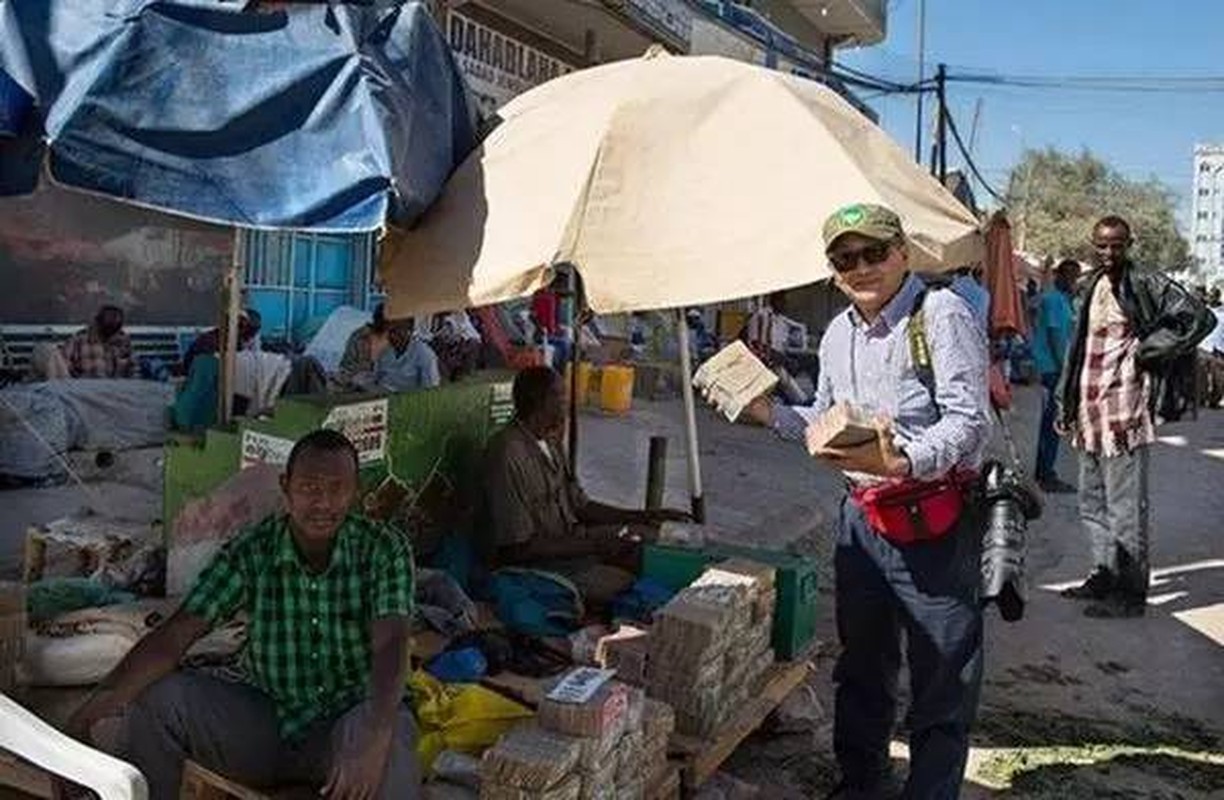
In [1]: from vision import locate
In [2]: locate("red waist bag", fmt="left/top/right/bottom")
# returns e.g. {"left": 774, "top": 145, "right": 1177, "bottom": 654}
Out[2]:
{"left": 850, "top": 471, "right": 978, "bottom": 545}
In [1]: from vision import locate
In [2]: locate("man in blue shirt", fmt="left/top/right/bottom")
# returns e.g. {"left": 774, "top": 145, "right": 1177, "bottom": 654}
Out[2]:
{"left": 740, "top": 204, "right": 991, "bottom": 800}
{"left": 949, "top": 267, "right": 990, "bottom": 334}
{"left": 1031, "top": 260, "right": 1080, "bottom": 493}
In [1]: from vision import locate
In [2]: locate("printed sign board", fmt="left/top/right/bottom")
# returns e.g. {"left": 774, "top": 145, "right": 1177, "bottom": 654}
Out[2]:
{"left": 448, "top": 9, "right": 575, "bottom": 115}
{"left": 323, "top": 399, "right": 390, "bottom": 465}
{"left": 240, "top": 430, "right": 296, "bottom": 470}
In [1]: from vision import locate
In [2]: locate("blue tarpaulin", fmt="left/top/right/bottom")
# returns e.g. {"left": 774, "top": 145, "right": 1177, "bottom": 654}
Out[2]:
{"left": 0, "top": 1, "right": 476, "bottom": 231}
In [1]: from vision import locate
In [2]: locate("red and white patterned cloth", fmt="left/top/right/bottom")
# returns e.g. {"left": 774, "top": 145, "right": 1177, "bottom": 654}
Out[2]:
{"left": 1074, "top": 278, "right": 1154, "bottom": 456}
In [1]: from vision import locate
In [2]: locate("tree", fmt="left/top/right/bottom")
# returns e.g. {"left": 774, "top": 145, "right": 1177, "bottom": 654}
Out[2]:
{"left": 1007, "top": 148, "right": 1190, "bottom": 273}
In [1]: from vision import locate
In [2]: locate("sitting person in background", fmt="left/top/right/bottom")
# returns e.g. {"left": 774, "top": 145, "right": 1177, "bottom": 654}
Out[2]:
{"left": 63, "top": 430, "right": 419, "bottom": 800}
{"left": 431, "top": 310, "right": 483, "bottom": 382}
{"left": 337, "top": 304, "right": 440, "bottom": 394}
{"left": 183, "top": 310, "right": 262, "bottom": 375}
{"left": 32, "top": 305, "right": 136, "bottom": 380}
{"left": 482, "top": 367, "right": 687, "bottom": 606}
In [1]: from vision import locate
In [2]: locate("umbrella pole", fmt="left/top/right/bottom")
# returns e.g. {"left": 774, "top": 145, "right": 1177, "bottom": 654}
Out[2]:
{"left": 564, "top": 265, "right": 580, "bottom": 475}
{"left": 676, "top": 310, "right": 705, "bottom": 523}
{"left": 218, "top": 228, "right": 244, "bottom": 426}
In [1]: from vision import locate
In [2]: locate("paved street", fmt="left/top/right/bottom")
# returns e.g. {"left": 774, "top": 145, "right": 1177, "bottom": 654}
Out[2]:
{"left": 578, "top": 385, "right": 1224, "bottom": 798}
{"left": 1, "top": 385, "right": 1221, "bottom": 797}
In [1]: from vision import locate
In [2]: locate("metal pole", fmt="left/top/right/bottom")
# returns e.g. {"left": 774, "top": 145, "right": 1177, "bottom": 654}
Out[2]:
{"left": 675, "top": 310, "right": 705, "bottom": 523}
{"left": 219, "top": 229, "right": 244, "bottom": 426}
{"left": 936, "top": 63, "right": 948, "bottom": 184}
{"left": 645, "top": 436, "right": 668, "bottom": 511}
{"left": 563, "top": 265, "right": 581, "bottom": 475}
{"left": 913, "top": 0, "right": 927, "bottom": 164}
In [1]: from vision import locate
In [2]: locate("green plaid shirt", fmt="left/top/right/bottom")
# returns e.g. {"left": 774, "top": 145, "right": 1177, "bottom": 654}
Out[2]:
{"left": 183, "top": 513, "right": 414, "bottom": 739}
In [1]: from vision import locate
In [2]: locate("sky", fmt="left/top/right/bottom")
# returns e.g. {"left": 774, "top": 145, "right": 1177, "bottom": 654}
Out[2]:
{"left": 838, "top": 0, "right": 1224, "bottom": 227}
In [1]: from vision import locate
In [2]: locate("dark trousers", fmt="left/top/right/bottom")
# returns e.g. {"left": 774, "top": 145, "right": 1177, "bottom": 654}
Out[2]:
{"left": 833, "top": 498, "right": 984, "bottom": 800}
{"left": 126, "top": 672, "right": 421, "bottom": 800}
{"left": 1035, "top": 372, "right": 1061, "bottom": 481}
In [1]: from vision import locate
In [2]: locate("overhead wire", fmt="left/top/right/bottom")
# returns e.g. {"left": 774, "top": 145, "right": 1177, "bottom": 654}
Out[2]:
{"left": 944, "top": 105, "right": 1008, "bottom": 206}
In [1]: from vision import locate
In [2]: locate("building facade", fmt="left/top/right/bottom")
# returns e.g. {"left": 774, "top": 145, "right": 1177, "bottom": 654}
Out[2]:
{"left": 0, "top": 0, "right": 889, "bottom": 345}
{"left": 1191, "top": 144, "right": 1224, "bottom": 287}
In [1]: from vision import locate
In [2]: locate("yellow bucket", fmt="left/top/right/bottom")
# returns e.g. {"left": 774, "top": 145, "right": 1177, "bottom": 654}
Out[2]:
{"left": 599, "top": 365, "right": 635, "bottom": 414}
{"left": 576, "top": 361, "right": 594, "bottom": 407}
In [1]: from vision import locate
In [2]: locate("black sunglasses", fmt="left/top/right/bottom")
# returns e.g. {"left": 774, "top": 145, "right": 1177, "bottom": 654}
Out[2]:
{"left": 828, "top": 240, "right": 895, "bottom": 274}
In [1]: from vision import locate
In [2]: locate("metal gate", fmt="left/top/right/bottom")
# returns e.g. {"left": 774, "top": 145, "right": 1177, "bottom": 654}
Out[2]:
{"left": 242, "top": 230, "right": 376, "bottom": 345}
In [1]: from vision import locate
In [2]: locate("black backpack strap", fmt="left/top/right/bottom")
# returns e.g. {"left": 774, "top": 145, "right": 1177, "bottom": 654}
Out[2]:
{"left": 907, "top": 288, "right": 937, "bottom": 406}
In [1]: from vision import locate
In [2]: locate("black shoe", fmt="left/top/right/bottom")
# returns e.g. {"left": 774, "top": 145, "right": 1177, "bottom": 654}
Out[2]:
{"left": 1037, "top": 476, "right": 1077, "bottom": 494}
{"left": 824, "top": 772, "right": 901, "bottom": 800}
{"left": 1084, "top": 594, "right": 1147, "bottom": 619}
{"left": 1061, "top": 569, "right": 1115, "bottom": 600}
{"left": 824, "top": 782, "right": 897, "bottom": 800}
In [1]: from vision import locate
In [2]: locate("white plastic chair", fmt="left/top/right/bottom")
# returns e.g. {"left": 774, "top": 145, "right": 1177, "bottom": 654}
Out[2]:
{"left": 0, "top": 692, "right": 147, "bottom": 800}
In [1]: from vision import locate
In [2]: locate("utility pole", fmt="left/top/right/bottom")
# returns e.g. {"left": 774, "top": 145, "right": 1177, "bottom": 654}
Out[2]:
{"left": 913, "top": 0, "right": 926, "bottom": 163}
{"left": 936, "top": 63, "right": 948, "bottom": 184}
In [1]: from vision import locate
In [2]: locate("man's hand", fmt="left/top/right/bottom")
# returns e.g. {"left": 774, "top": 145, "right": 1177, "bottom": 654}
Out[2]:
{"left": 736, "top": 395, "right": 774, "bottom": 427}
{"left": 644, "top": 508, "right": 693, "bottom": 524}
{"left": 323, "top": 724, "right": 394, "bottom": 800}
{"left": 809, "top": 421, "right": 911, "bottom": 478}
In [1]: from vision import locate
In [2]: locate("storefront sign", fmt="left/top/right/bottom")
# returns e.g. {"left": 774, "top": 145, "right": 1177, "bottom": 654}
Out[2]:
{"left": 323, "top": 399, "right": 389, "bottom": 465}
{"left": 448, "top": 9, "right": 574, "bottom": 115}
{"left": 240, "top": 430, "right": 296, "bottom": 470}
{"left": 624, "top": 0, "right": 694, "bottom": 48}
{"left": 689, "top": 16, "right": 764, "bottom": 65}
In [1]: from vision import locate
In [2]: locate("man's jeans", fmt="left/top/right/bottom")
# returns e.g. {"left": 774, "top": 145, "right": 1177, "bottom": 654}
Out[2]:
{"left": 833, "top": 498, "right": 984, "bottom": 800}
{"left": 126, "top": 671, "right": 421, "bottom": 800}
{"left": 1078, "top": 446, "right": 1151, "bottom": 599}
{"left": 1035, "top": 373, "right": 1062, "bottom": 481}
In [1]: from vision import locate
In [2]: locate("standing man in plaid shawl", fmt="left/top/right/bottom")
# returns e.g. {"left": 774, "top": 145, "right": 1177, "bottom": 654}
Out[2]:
{"left": 1056, "top": 216, "right": 1214, "bottom": 618}
{"left": 64, "top": 430, "right": 420, "bottom": 799}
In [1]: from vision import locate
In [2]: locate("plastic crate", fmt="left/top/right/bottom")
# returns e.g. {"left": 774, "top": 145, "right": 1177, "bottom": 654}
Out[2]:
{"left": 642, "top": 543, "right": 819, "bottom": 660}
{"left": 641, "top": 544, "right": 716, "bottom": 592}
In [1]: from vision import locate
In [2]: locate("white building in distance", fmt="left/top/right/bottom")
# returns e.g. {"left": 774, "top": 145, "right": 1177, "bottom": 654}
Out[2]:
{"left": 1191, "top": 144, "right": 1224, "bottom": 286}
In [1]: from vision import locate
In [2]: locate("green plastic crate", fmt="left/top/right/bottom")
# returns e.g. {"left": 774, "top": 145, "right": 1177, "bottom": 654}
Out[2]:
{"left": 642, "top": 543, "right": 819, "bottom": 660}
{"left": 641, "top": 543, "right": 717, "bottom": 592}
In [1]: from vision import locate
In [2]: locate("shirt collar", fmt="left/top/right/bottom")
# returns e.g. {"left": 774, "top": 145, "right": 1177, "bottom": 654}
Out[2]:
{"left": 848, "top": 273, "right": 924, "bottom": 333}
{"left": 275, "top": 514, "right": 352, "bottom": 572}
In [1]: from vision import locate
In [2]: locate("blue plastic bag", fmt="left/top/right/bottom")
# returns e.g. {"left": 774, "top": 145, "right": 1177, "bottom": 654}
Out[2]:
{"left": 489, "top": 568, "right": 584, "bottom": 638}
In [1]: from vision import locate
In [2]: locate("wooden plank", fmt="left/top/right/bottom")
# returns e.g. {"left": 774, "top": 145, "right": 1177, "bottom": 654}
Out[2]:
{"left": 0, "top": 752, "right": 53, "bottom": 799}
{"left": 180, "top": 761, "right": 270, "bottom": 800}
{"left": 669, "top": 661, "right": 810, "bottom": 790}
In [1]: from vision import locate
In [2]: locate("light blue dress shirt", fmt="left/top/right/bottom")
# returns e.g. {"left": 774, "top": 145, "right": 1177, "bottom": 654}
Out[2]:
{"left": 772, "top": 274, "right": 991, "bottom": 482}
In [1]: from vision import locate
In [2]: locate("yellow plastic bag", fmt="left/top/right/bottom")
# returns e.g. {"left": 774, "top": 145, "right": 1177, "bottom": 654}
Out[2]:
{"left": 409, "top": 670, "right": 534, "bottom": 773}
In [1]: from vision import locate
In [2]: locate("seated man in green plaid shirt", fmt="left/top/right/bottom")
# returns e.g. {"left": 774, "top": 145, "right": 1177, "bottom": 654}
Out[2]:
{"left": 65, "top": 430, "right": 420, "bottom": 800}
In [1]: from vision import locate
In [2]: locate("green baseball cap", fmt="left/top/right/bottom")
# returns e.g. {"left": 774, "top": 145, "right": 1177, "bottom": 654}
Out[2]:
{"left": 823, "top": 203, "right": 905, "bottom": 251}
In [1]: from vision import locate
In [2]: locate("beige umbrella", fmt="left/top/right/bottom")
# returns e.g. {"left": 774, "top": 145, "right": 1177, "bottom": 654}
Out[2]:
{"left": 380, "top": 49, "right": 983, "bottom": 520}
{"left": 379, "top": 48, "right": 982, "bottom": 318}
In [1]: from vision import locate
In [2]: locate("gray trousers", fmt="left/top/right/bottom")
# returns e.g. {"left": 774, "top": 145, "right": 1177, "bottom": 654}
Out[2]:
{"left": 1078, "top": 446, "right": 1150, "bottom": 599}
{"left": 126, "top": 671, "right": 421, "bottom": 800}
